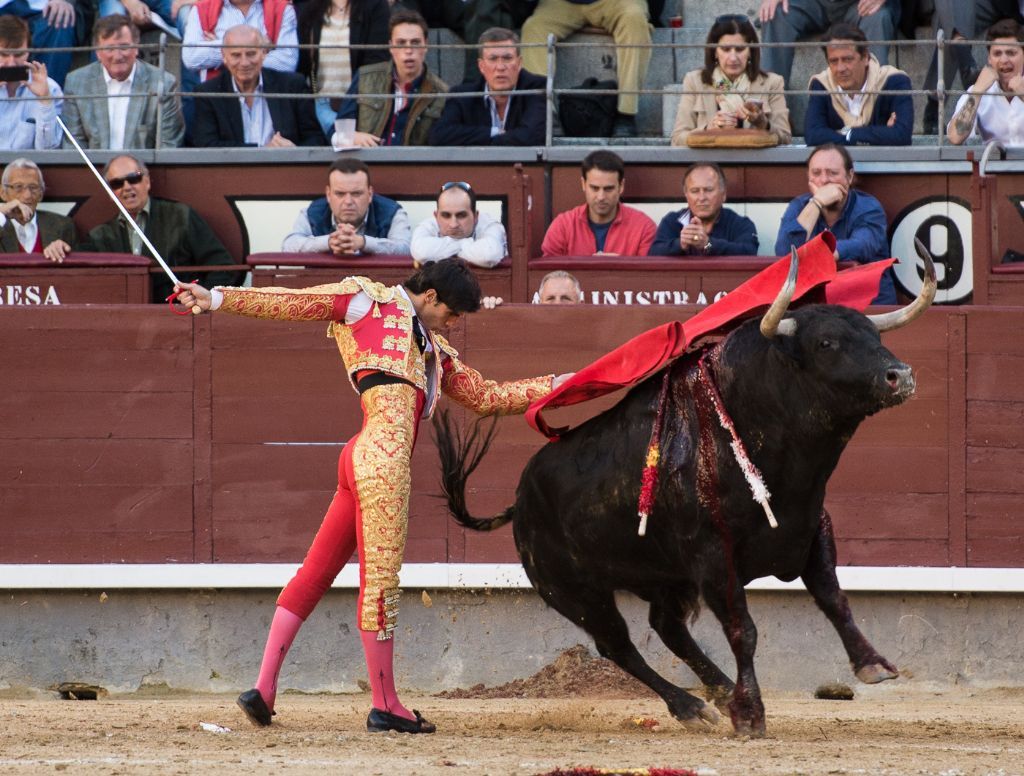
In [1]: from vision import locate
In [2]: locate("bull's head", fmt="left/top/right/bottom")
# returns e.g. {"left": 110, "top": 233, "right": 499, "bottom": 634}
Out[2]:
{"left": 757, "top": 241, "right": 937, "bottom": 412}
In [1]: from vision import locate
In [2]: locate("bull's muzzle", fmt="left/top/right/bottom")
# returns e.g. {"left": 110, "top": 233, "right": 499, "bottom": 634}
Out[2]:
{"left": 886, "top": 364, "right": 915, "bottom": 398}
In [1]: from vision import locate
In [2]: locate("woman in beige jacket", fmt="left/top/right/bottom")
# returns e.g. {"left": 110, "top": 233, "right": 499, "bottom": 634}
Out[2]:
{"left": 671, "top": 15, "right": 791, "bottom": 147}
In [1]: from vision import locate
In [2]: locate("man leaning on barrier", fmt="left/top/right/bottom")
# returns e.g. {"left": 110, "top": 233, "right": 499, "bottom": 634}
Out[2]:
{"left": 82, "top": 154, "right": 239, "bottom": 301}
{"left": 0, "top": 158, "right": 75, "bottom": 261}
{"left": 282, "top": 158, "right": 411, "bottom": 256}
{"left": 335, "top": 8, "right": 447, "bottom": 147}
{"left": 0, "top": 15, "right": 62, "bottom": 150}
{"left": 428, "top": 26, "right": 545, "bottom": 147}
{"left": 62, "top": 15, "right": 184, "bottom": 149}
{"left": 410, "top": 181, "right": 506, "bottom": 267}
{"left": 650, "top": 162, "right": 758, "bottom": 257}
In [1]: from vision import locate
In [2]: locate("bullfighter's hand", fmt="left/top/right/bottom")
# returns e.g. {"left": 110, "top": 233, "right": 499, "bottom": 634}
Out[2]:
{"left": 173, "top": 282, "right": 212, "bottom": 312}
{"left": 482, "top": 296, "right": 503, "bottom": 309}
{"left": 758, "top": 0, "right": 787, "bottom": 23}
{"left": 42, "top": 239, "right": 70, "bottom": 263}
{"left": 552, "top": 373, "right": 574, "bottom": 390}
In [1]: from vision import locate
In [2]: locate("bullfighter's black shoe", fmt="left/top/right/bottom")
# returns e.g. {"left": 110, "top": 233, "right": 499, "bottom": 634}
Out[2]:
{"left": 366, "top": 708, "right": 436, "bottom": 734}
{"left": 236, "top": 689, "right": 274, "bottom": 727}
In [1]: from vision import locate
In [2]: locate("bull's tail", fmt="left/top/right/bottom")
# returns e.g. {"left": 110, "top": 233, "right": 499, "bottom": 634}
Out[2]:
{"left": 432, "top": 409, "right": 515, "bottom": 532}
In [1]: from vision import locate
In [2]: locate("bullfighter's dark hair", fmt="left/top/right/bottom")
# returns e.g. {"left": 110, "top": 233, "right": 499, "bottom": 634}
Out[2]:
{"left": 808, "top": 142, "right": 854, "bottom": 173}
{"left": 328, "top": 157, "right": 372, "bottom": 186}
{"left": 581, "top": 150, "right": 625, "bottom": 183}
{"left": 93, "top": 14, "right": 140, "bottom": 44}
{"left": 683, "top": 162, "right": 727, "bottom": 190}
{"left": 986, "top": 18, "right": 1024, "bottom": 46}
{"left": 0, "top": 15, "right": 29, "bottom": 48}
{"left": 389, "top": 8, "right": 428, "bottom": 39}
{"left": 821, "top": 23, "right": 868, "bottom": 57}
{"left": 404, "top": 258, "right": 482, "bottom": 315}
{"left": 701, "top": 16, "right": 764, "bottom": 85}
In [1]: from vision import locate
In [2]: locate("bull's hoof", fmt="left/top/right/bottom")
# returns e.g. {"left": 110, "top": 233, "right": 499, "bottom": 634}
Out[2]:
{"left": 855, "top": 661, "right": 899, "bottom": 684}
{"left": 669, "top": 697, "right": 721, "bottom": 729}
{"left": 730, "top": 717, "right": 767, "bottom": 738}
{"left": 704, "top": 683, "right": 734, "bottom": 715}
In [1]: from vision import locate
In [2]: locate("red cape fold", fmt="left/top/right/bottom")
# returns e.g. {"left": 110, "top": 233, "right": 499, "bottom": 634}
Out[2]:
{"left": 526, "top": 233, "right": 897, "bottom": 440}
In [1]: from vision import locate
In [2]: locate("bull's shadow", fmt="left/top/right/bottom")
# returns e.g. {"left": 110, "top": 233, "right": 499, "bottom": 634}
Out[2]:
{"left": 435, "top": 249, "right": 936, "bottom": 737}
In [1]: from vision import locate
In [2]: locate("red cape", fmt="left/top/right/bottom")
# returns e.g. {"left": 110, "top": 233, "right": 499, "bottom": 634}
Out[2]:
{"left": 526, "top": 234, "right": 897, "bottom": 439}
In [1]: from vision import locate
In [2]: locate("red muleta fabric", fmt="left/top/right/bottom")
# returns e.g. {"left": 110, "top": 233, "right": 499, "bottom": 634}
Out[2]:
{"left": 526, "top": 233, "right": 897, "bottom": 440}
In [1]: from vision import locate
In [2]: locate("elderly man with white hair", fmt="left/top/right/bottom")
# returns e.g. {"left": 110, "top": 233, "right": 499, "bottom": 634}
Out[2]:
{"left": 0, "top": 158, "right": 75, "bottom": 261}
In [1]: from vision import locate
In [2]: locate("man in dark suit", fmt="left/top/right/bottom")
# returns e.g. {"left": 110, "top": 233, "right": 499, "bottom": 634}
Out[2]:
{"left": 191, "top": 24, "right": 324, "bottom": 147}
{"left": 428, "top": 26, "right": 545, "bottom": 146}
{"left": 0, "top": 158, "right": 76, "bottom": 261}
{"left": 82, "top": 154, "right": 240, "bottom": 301}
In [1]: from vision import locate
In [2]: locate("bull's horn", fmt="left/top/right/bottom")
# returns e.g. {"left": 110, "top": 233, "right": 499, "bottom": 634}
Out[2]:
{"left": 760, "top": 246, "right": 800, "bottom": 338}
{"left": 867, "top": 237, "right": 937, "bottom": 333}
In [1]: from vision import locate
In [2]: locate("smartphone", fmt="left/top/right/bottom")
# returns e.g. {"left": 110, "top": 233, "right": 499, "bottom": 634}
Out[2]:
{"left": 0, "top": 65, "right": 29, "bottom": 82}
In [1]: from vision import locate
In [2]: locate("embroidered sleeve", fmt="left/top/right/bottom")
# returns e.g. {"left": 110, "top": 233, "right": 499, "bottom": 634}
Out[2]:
{"left": 219, "top": 283, "right": 353, "bottom": 322}
{"left": 440, "top": 354, "right": 553, "bottom": 416}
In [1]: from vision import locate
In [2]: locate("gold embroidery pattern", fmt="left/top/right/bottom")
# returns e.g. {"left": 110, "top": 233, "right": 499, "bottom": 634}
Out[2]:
{"left": 352, "top": 382, "right": 418, "bottom": 638}
{"left": 441, "top": 356, "right": 553, "bottom": 416}
{"left": 382, "top": 315, "right": 408, "bottom": 331}
{"left": 381, "top": 335, "right": 403, "bottom": 352}
{"left": 221, "top": 287, "right": 339, "bottom": 321}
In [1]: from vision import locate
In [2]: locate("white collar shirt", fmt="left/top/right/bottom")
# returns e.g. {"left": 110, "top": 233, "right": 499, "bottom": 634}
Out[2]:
{"left": 483, "top": 84, "right": 510, "bottom": 138}
{"left": 103, "top": 63, "right": 137, "bottom": 150}
{"left": 12, "top": 212, "right": 38, "bottom": 252}
{"left": 953, "top": 79, "right": 1024, "bottom": 146}
{"left": 233, "top": 73, "right": 274, "bottom": 146}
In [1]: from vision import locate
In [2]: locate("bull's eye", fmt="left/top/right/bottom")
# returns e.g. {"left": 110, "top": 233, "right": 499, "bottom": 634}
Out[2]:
{"left": 819, "top": 339, "right": 833, "bottom": 349}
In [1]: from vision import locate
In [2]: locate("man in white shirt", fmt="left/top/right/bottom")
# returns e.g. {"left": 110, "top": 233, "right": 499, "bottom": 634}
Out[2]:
{"left": 181, "top": 0, "right": 298, "bottom": 76}
{"left": 410, "top": 181, "right": 507, "bottom": 268}
{"left": 0, "top": 157, "right": 76, "bottom": 261}
{"left": 947, "top": 19, "right": 1024, "bottom": 146}
{"left": 62, "top": 15, "right": 185, "bottom": 149}
{"left": 0, "top": 15, "right": 62, "bottom": 150}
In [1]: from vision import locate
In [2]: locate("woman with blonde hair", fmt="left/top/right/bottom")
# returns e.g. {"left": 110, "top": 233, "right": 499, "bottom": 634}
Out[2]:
{"left": 671, "top": 14, "right": 791, "bottom": 146}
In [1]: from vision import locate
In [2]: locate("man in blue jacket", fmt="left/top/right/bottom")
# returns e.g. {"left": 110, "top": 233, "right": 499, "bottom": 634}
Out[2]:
{"left": 804, "top": 23, "right": 912, "bottom": 147}
{"left": 429, "top": 26, "right": 545, "bottom": 146}
{"left": 775, "top": 143, "right": 896, "bottom": 304}
{"left": 650, "top": 163, "right": 758, "bottom": 257}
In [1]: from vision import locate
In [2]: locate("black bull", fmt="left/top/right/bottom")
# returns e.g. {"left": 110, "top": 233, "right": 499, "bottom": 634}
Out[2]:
{"left": 435, "top": 249, "right": 937, "bottom": 737}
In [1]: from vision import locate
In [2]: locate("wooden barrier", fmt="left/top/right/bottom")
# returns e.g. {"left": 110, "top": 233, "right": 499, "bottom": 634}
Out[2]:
{"left": 1, "top": 304, "right": 1021, "bottom": 568}
{"left": 0, "top": 253, "right": 151, "bottom": 304}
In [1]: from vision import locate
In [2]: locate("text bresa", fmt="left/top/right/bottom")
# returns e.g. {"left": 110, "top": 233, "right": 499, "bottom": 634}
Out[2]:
{"left": 587, "top": 290, "right": 729, "bottom": 305}
{"left": 0, "top": 285, "right": 61, "bottom": 305}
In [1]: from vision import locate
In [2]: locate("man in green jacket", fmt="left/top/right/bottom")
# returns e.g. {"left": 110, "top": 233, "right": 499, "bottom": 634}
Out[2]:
{"left": 335, "top": 9, "right": 448, "bottom": 147}
{"left": 82, "top": 154, "right": 241, "bottom": 302}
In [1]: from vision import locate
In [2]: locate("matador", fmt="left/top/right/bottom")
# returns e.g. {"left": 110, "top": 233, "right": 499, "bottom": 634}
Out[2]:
{"left": 175, "top": 259, "right": 565, "bottom": 734}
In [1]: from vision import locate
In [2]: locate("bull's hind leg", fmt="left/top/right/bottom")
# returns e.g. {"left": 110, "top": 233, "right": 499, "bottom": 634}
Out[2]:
{"left": 538, "top": 583, "right": 718, "bottom": 728}
{"left": 649, "top": 595, "right": 733, "bottom": 714}
{"left": 803, "top": 510, "right": 898, "bottom": 684}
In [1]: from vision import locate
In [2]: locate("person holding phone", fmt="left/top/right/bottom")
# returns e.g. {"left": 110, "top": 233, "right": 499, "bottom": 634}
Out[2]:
{"left": 671, "top": 14, "right": 790, "bottom": 147}
{"left": 0, "top": 15, "right": 63, "bottom": 150}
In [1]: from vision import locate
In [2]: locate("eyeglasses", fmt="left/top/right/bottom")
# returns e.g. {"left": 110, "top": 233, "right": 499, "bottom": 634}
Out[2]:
{"left": 107, "top": 171, "right": 145, "bottom": 189}
{"left": 715, "top": 14, "right": 749, "bottom": 24}
{"left": 3, "top": 183, "right": 42, "bottom": 195}
{"left": 441, "top": 181, "right": 472, "bottom": 194}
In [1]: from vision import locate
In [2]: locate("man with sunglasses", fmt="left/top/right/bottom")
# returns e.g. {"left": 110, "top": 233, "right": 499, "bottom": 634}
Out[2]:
{"left": 82, "top": 154, "right": 239, "bottom": 301}
{"left": 410, "top": 181, "right": 507, "bottom": 267}
{"left": 0, "top": 157, "right": 75, "bottom": 261}
{"left": 173, "top": 259, "right": 569, "bottom": 734}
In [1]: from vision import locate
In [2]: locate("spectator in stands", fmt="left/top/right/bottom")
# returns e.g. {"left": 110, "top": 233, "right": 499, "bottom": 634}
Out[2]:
{"left": 282, "top": 158, "right": 411, "bottom": 255}
{"left": 804, "top": 23, "right": 912, "bottom": 146}
{"left": 536, "top": 269, "right": 582, "bottom": 304}
{"left": 410, "top": 181, "right": 507, "bottom": 267}
{"left": 650, "top": 163, "right": 758, "bottom": 257}
{"left": 919, "top": 4, "right": 980, "bottom": 135}
{"left": 541, "top": 150, "right": 656, "bottom": 257}
{"left": 336, "top": 9, "right": 447, "bottom": 147}
{"left": 297, "top": 0, "right": 389, "bottom": 138}
{"left": 100, "top": 0, "right": 176, "bottom": 31}
{"left": 520, "top": 0, "right": 652, "bottom": 137}
{"left": 0, "top": 0, "right": 78, "bottom": 86}
{"left": 671, "top": 14, "right": 791, "bottom": 147}
{"left": 428, "top": 27, "right": 545, "bottom": 146}
{"left": 758, "top": 0, "right": 895, "bottom": 87}
{"left": 775, "top": 143, "right": 896, "bottom": 304}
{"left": 0, "top": 158, "right": 75, "bottom": 261}
{"left": 0, "top": 16, "right": 62, "bottom": 149}
{"left": 946, "top": 19, "right": 1024, "bottom": 146}
{"left": 62, "top": 16, "right": 185, "bottom": 149}
{"left": 191, "top": 25, "right": 324, "bottom": 147}
{"left": 82, "top": 154, "right": 239, "bottom": 301}
{"left": 182, "top": 0, "right": 299, "bottom": 77}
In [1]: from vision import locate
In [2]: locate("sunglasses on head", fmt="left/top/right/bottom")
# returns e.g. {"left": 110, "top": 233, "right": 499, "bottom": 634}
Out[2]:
{"left": 715, "top": 13, "right": 749, "bottom": 24}
{"left": 440, "top": 181, "right": 472, "bottom": 194}
{"left": 107, "top": 171, "right": 144, "bottom": 189}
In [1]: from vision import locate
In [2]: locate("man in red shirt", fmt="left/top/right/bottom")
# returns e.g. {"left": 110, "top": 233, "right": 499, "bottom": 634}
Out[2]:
{"left": 540, "top": 150, "right": 655, "bottom": 257}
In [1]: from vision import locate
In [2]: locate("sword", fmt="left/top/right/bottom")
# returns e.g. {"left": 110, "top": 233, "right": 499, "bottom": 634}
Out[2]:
{"left": 55, "top": 115, "right": 201, "bottom": 314}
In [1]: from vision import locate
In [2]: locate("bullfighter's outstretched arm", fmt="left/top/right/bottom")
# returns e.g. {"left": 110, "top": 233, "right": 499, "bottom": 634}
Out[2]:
{"left": 440, "top": 354, "right": 554, "bottom": 416}
{"left": 174, "top": 282, "right": 357, "bottom": 322}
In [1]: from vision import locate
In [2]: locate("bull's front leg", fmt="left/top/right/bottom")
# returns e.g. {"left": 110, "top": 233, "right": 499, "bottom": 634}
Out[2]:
{"left": 702, "top": 581, "right": 764, "bottom": 736}
{"left": 802, "top": 509, "right": 898, "bottom": 684}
